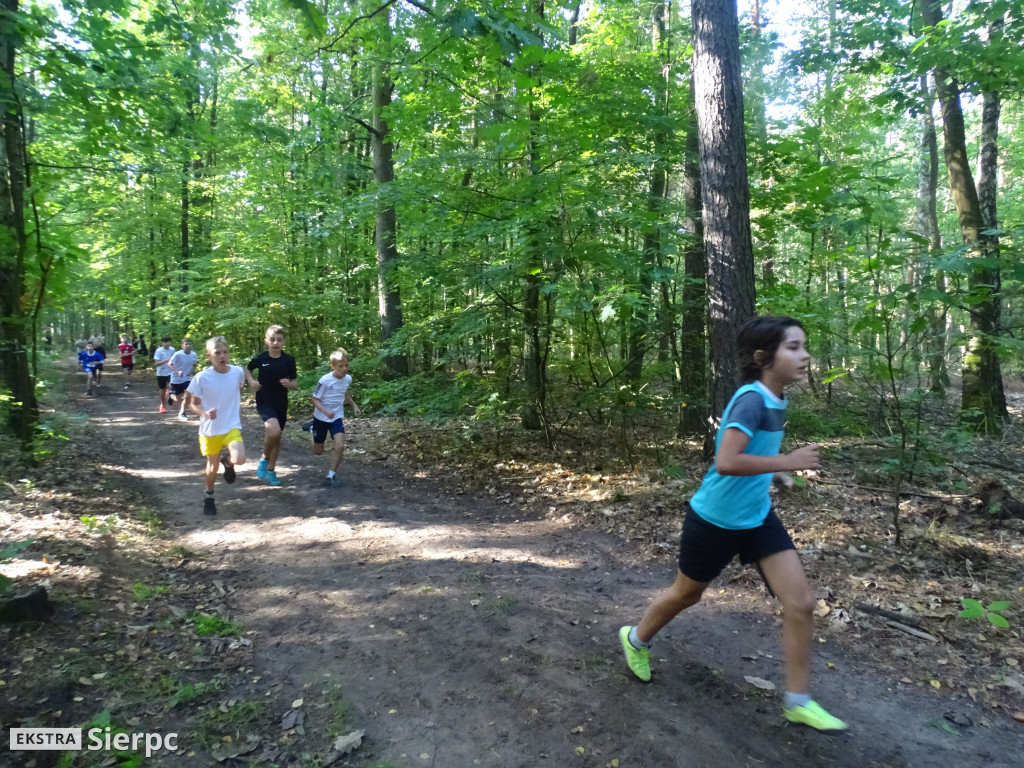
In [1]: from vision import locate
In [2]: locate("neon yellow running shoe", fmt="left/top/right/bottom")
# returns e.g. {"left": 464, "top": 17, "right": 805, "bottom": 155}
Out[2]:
{"left": 618, "top": 625, "right": 651, "bottom": 682}
{"left": 784, "top": 700, "right": 848, "bottom": 731}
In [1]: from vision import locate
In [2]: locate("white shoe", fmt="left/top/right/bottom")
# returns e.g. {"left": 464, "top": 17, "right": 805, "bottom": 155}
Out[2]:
{"left": 177, "top": 413, "right": 188, "bottom": 421}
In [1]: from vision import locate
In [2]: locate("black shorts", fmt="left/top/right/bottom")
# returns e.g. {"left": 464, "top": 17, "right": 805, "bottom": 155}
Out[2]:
{"left": 121, "top": 363, "right": 134, "bottom": 371}
{"left": 157, "top": 375, "right": 171, "bottom": 389}
{"left": 311, "top": 417, "right": 344, "bottom": 444}
{"left": 256, "top": 400, "right": 288, "bottom": 429}
{"left": 678, "top": 504, "right": 794, "bottom": 583}
{"left": 170, "top": 381, "right": 190, "bottom": 396}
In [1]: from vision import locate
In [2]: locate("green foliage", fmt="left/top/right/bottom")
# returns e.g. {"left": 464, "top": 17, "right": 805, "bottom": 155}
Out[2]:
{"left": 130, "top": 582, "right": 169, "bottom": 603}
{"left": 190, "top": 611, "right": 244, "bottom": 637}
{"left": 958, "top": 598, "right": 1011, "bottom": 629}
{"left": 80, "top": 514, "right": 118, "bottom": 534}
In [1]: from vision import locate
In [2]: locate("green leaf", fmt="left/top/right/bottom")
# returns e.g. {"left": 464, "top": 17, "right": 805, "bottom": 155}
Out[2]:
{"left": 987, "top": 614, "right": 1009, "bottom": 629}
{"left": 959, "top": 598, "right": 985, "bottom": 618}
{"left": 279, "top": 0, "right": 327, "bottom": 37}
{"left": 986, "top": 601, "right": 1010, "bottom": 612}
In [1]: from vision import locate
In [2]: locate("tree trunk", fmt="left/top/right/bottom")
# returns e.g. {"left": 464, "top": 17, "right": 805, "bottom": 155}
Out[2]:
{"left": 920, "top": 1, "right": 1006, "bottom": 432}
{"left": 677, "top": 72, "right": 708, "bottom": 438}
{"left": 521, "top": 2, "right": 546, "bottom": 431}
{"left": 691, "top": 0, "right": 755, "bottom": 437}
{"left": 371, "top": 56, "right": 408, "bottom": 378}
{"left": 630, "top": 1, "right": 671, "bottom": 382}
{"left": 0, "top": 0, "right": 38, "bottom": 445}
{"left": 916, "top": 75, "right": 947, "bottom": 394}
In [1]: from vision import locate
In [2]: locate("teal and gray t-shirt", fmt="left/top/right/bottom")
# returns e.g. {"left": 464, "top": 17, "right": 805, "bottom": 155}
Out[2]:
{"left": 690, "top": 381, "right": 787, "bottom": 530}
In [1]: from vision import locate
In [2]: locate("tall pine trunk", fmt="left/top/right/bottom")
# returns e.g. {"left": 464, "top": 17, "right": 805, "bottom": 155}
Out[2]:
{"left": 691, "top": 0, "right": 755, "bottom": 441}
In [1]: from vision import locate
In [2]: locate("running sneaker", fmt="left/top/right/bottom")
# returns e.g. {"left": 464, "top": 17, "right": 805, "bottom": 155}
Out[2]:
{"left": 618, "top": 625, "right": 651, "bottom": 682}
{"left": 177, "top": 413, "right": 188, "bottom": 421}
{"left": 221, "top": 456, "right": 236, "bottom": 484}
{"left": 329, "top": 476, "right": 342, "bottom": 488}
{"left": 124, "top": 384, "right": 129, "bottom": 390}
{"left": 265, "top": 470, "right": 281, "bottom": 487}
{"left": 784, "top": 700, "right": 848, "bottom": 731}
{"left": 256, "top": 458, "right": 268, "bottom": 479}
{"left": 85, "top": 389, "right": 93, "bottom": 396}
{"left": 203, "top": 496, "right": 217, "bottom": 515}
{"left": 300, "top": 418, "right": 315, "bottom": 432}
{"left": 159, "top": 404, "right": 166, "bottom": 414}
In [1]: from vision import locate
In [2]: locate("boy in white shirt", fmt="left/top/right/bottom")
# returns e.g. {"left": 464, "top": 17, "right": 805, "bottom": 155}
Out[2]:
{"left": 187, "top": 336, "right": 246, "bottom": 515}
{"left": 152, "top": 336, "right": 175, "bottom": 414}
{"left": 169, "top": 338, "right": 198, "bottom": 421}
{"left": 310, "top": 348, "right": 361, "bottom": 487}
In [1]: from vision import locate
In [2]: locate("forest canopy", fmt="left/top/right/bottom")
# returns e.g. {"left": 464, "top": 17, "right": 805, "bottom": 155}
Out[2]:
{"left": 2, "top": 0, "right": 1022, "bottom": 444}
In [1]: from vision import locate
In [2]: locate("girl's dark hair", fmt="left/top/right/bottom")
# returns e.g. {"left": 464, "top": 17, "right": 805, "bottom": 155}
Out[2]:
{"left": 737, "top": 316, "right": 804, "bottom": 383}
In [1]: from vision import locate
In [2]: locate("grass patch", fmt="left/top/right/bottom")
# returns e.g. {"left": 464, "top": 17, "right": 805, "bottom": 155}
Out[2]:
{"left": 193, "top": 699, "right": 269, "bottom": 750}
{"left": 191, "top": 612, "right": 245, "bottom": 637}
{"left": 131, "top": 582, "right": 169, "bottom": 603}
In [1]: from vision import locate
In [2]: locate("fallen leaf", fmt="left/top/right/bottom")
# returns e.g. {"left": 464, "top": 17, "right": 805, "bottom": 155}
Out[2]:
{"left": 331, "top": 730, "right": 364, "bottom": 755}
{"left": 744, "top": 676, "right": 776, "bottom": 691}
{"left": 291, "top": 698, "right": 304, "bottom": 709}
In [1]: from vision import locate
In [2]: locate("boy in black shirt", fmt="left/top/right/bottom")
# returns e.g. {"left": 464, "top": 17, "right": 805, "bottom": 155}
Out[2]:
{"left": 244, "top": 324, "right": 298, "bottom": 486}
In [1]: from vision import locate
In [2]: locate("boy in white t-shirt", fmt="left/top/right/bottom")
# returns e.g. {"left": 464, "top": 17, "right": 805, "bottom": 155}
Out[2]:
{"left": 187, "top": 336, "right": 246, "bottom": 516}
{"left": 169, "top": 338, "right": 198, "bottom": 421}
{"left": 310, "top": 348, "right": 361, "bottom": 487}
{"left": 152, "top": 336, "right": 175, "bottom": 414}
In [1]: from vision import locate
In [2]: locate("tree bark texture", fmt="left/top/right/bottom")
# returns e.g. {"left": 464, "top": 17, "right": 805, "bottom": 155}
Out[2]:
{"left": 691, "top": 0, "right": 755, "bottom": 429}
{"left": 920, "top": 0, "right": 1006, "bottom": 432}
{"left": 371, "top": 58, "right": 408, "bottom": 378}
{"left": 0, "top": 0, "right": 39, "bottom": 445}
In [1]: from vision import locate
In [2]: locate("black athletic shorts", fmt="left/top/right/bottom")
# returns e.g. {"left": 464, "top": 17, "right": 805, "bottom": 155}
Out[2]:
{"left": 678, "top": 503, "right": 794, "bottom": 583}
{"left": 256, "top": 400, "right": 288, "bottom": 429}
{"left": 121, "top": 363, "right": 134, "bottom": 371}
{"left": 157, "top": 375, "right": 171, "bottom": 389}
{"left": 170, "top": 381, "right": 190, "bottom": 396}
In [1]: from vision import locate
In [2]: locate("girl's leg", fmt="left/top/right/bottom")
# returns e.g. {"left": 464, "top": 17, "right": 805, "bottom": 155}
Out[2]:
{"left": 636, "top": 570, "right": 708, "bottom": 644}
{"left": 758, "top": 549, "right": 816, "bottom": 694}
{"left": 329, "top": 432, "right": 346, "bottom": 474}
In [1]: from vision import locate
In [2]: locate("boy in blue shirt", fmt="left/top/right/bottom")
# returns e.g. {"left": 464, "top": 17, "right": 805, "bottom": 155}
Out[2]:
{"left": 78, "top": 341, "right": 104, "bottom": 396}
{"left": 619, "top": 316, "right": 846, "bottom": 732}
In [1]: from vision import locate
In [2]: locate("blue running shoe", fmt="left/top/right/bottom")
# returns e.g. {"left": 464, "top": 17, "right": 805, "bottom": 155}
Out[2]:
{"left": 256, "top": 458, "right": 268, "bottom": 479}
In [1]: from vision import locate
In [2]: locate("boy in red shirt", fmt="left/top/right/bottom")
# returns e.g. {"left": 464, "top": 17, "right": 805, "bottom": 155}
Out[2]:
{"left": 118, "top": 334, "right": 135, "bottom": 390}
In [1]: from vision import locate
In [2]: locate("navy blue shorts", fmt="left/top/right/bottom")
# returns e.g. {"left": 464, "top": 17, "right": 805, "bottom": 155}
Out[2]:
{"left": 678, "top": 503, "right": 794, "bottom": 584}
{"left": 311, "top": 417, "right": 345, "bottom": 444}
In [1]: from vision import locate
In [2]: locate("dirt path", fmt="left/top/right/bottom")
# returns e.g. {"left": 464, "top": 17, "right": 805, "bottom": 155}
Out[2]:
{"left": 71, "top": 366, "right": 1021, "bottom": 768}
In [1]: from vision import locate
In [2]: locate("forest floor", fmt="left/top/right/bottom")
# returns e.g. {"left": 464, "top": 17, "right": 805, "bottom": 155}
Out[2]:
{"left": 1, "top": 361, "right": 1023, "bottom": 768}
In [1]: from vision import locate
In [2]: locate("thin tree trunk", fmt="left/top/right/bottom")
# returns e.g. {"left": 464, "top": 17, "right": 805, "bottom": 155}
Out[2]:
{"left": 678, "top": 72, "right": 708, "bottom": 438}
{"left": 371, "top": 55, "right": 407, "bottom": 378}
{"left": 522, "top": 1, "right": 546, "bottom": 431}
{"left": 916, "top": 75, "right": 947, "bottom": 394}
